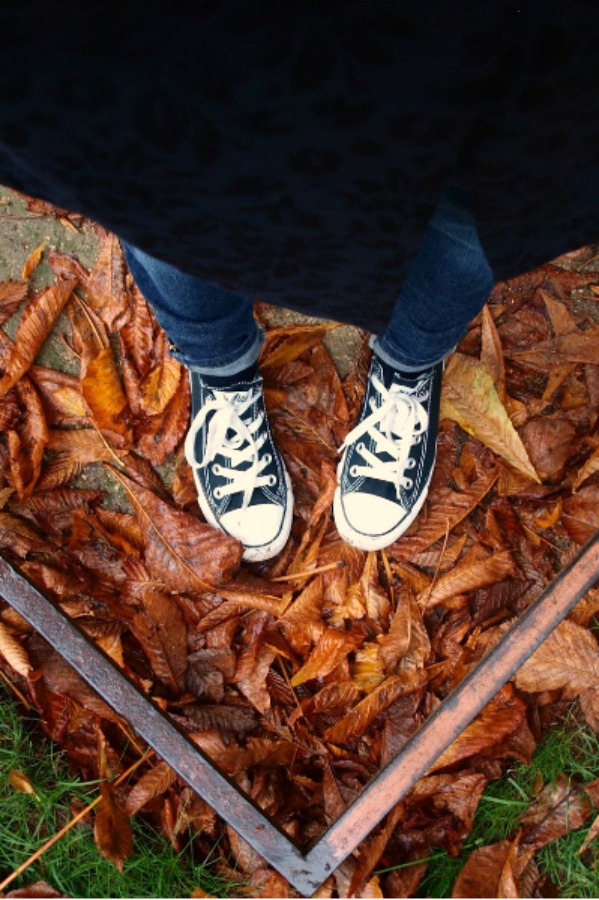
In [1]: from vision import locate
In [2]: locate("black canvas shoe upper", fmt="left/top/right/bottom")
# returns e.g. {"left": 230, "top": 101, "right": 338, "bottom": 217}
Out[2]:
{"left": 334, "top": 355, "right": 442, "bottom": 550}
{"left": 185, "top": 369, "right": 292, "bottom": 561}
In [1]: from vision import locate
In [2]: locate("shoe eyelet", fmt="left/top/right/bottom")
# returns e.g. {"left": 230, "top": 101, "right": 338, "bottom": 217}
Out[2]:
{"left": 404, "top": 478, "right": 413, "bottom": 490}
{"left": 213, "top": 463, "right": 222, "bottom": 475}
{"left": 356, "top": 442, "right": 365, "bottom": 453}
{"left": 349, "top": 465, "right": 359, "bottom": 478}
{"left": 263, "top": 453, "right": 272, "bottom": 465}
{"left": 407, "top": 458, "right": 416, "bottom": 470}
{"left": 214, "top": 487, "right": 223, "bottom": 499}
{"left": 267, "top": 474, "right": 277, "bottom": 487}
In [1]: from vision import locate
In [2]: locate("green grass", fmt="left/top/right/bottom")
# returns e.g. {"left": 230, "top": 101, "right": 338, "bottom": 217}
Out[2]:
{"left": 415, "top": 710, "right": 599, "bottom": 898}
{"left": 0, "top": 684, "right": 236, "bottom": 898}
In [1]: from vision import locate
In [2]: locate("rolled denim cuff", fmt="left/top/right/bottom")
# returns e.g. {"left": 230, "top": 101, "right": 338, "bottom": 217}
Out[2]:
{"left": 370, "top": 335, "right": 453, "bottom": 372}
{"left": 176, "top": 324, "right": 265, "bottom": 375}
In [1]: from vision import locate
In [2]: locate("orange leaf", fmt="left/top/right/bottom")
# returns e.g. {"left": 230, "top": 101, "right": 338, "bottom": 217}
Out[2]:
{"left": 21, "top": 242, "right": 45, "bottom": 279}
{"left": 0, "top": 277, "right": 76, "bottom": 397}
{"left": 81, "top": 347, "right": 131, "bottom": 444}
{"left": 125, "top": 761, "right": 177, "bottom": 816}
{"left": 514, "top": 619, "right": 599, "bottom": 697}
{"left": 0, "top": 279, "right": 27, "bottom": 324}
{"left": 291, "top": 626, "right": 366, "bottom": 687}
{"left": 140, "top": 356, "right": 182, "bottom": 415}
{"left": 418, "top": 549, "right": 518, "bottom": 610}
{"left": 86, "top": 232, "right": 129, "bottom": 330}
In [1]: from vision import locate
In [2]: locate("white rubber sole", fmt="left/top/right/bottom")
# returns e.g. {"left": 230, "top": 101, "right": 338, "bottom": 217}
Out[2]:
{"left": 193, "top": 468, "right": 294, "bottom": 562}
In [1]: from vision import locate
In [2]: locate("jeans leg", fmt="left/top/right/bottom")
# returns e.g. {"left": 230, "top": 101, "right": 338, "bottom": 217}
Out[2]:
{"left": 123, "top": 243, "right": 263, "bottom": 374}
{"left": 374, "top": 196, "right": 495, "bottom": 371}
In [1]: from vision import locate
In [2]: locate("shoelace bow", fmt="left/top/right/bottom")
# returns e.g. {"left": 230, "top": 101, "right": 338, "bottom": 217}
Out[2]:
{"left": 184, "top": 387, "right": 272, "bottom": 508}
{"left": 340, "top": 373, "right": 429, "bottom": 498}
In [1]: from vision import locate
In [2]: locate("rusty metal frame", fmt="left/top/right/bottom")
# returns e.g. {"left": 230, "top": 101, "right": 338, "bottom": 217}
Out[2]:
{"left": 2, "top": 533, "right": 599, "bottom": 894}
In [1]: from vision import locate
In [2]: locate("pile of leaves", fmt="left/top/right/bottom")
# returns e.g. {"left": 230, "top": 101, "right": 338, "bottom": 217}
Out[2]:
{"left": 1, "top": 204, "right": 599, "bottom": 898}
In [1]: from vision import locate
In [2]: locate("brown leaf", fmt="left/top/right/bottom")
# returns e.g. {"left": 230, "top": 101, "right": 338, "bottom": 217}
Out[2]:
{"left": 140, "top": 355, "right": 182, "bottom": 416}
{"left": 125, "top": 761, "right": 177, "bottom": 816}
{"left": 520, "top": 775, "right": 593, "bottom": 850}
{"left": 480, "top": 305, "right": 505, "bottom": 401}
{"left": 441, "top": 353, "right": 539, "bottom": 482}
{"left": 324, "top": 670, "right": 427, "bottom": 745}
{"left": 291, "top": 626, "right": 365, "bottom": 687}
{"left": 452, "top": 837, "right": 535, "bottom": 898}
{"left": 562, "top": 483, "right": 599, "bottom": 544}
{"left": 129, "top": 588, "right": 188, "bottom": 693}
{"left": 7, "top": 377, "right": 49, "bottom": 499}
{"left": 260, "top": 323, "right": 337, "bottom": 370}
{"left": 508, "top": 331, "right": 599, "bottom": 368}
{"left": 431, "top": 685, "right": 526, "bottom": 771}
{"left": 514, "top": 619, "right": 599, "bottom": 698}
{"left": 519, "top": 415, "right": 577, "bottom": 482}
{"left": 110, "top": 468, "right": 242, "bottom": 589}
{"left": 86, "top": 232, "right": 129, "bottom": 330}
{"left": 0, "top": 622, "right": 33, "bottom": 677}
{"left": 8, "top": 769, "right": 39, "bottom": 797}
{"left": 235, "top": 636, "right": 276, "bottom": 713}
{"left": 94, "top": 781, "right": 133, "bottom": 873}
{"left": 0, "top": 280, "right": 27, "bottom": 324}
{"left": 21, "top": 243, "right": 45, "bottom": 279}
{"left": 419, "top": 549, "right": 518, "bottom": 610}
{"left": 0, "top": 278, "right": 76, "bottom": 397}
{"left": 4, "top": 881, "right": 67, "bottom": 898}
{"left": 135, "top": 372, "right": 190, "bottom": 465}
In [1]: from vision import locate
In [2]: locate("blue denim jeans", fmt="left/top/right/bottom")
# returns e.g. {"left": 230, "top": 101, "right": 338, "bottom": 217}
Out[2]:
{"left": 123, "top": 196, "right": 494, "bottom": 375}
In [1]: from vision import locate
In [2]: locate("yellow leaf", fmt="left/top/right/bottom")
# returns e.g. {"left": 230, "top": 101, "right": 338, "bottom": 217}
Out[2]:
{"left": 0, "top": 622, "right": 32, "bottom": 677}
{"left": 8, "top": 769, "right": 39, "bottom": 799}
{"left": 441, "top": 353, "right": 540, "bottom": 482}
{"left": 140, "top": 356, "right": 182, "bottom": 415}
{"left": 52, "top": 386, "right": 88, "bottom": 418}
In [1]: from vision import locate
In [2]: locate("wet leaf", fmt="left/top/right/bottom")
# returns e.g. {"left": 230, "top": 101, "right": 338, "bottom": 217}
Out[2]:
{"left": 81, "top": 347, "right": 131, "bottom": 444}
{"left": 94, "top": 781, "right": 133, "bottom": 873}
{"left": 419, "top": 549, "right": 518, "bottom": 610}
{"left": 8, "top": 769, "right": 39, "bottom": 798}
{"left": 0, "top": 278, "right": 76, "bottom": 396}
{"left": 0, "top": 280, "right": 27, "bottom": 324}
{"left": 514, "top": 619, "right": 599, "bottom": 700}
{"left": 0, "top": 622, "right": 33, "bottom": 677}
{"left": 86, "top": 232, "right": 129, "bottom": 330}
{"left": 520, "top": 775, "right": 593, "bottom": 850}
{"left": 291, "top": 626, "right": 366, "bottom": 687}
{"left": 109, "top": 468, "right": 242, "bottom": 589}
{"left": 431, "top": 685, "right": 526, "bottom": 771}
{"left": 125, "top": 761, "right": 177, "bottom": 816}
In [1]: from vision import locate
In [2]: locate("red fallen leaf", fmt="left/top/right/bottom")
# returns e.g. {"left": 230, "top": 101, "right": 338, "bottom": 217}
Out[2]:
{"left": 10, "top": 488, "right": 102, "bottom": 521}
{"left": 342, "top": 332, "right": 371, "bottom": 421}
{"left": 507, "top": 330, "right": 599, "bottom": 368}
{"left": 408, "top": 771, "right": 488, "bottom": 834}
{"left": 94, "top": 781, "right": 133, "bottom": 873}
{"left": 81, "top": 347, "right": 132, "bottom": 446}
{"left": 109, "top": 467, "right": 242, "bottom": 589}
{"left": 383, "top": 861, "right": 428, "bottom": 900}
{"left": 227, "top": 825, "right": 267, "bottom": 875}
{"left": 0, "top": 279, "right": 27, "bottom": 324}
{"left": 0, "top": 277, "right": 76, "bottom": 397}
{"left": 520, "top": 775, "right": 593, "bottom": 850}
{"left": 94, "top": 508, "right": 144, "bottom": 553}
{"left": 431, "top": 685, "right": 526, "bottom": 772}
{"left": 348, "top": 802, "right": 405, "bottom": 896}
{"left": 7, "top": 377, "right": 49, "bottom": 500}
{"left": 324, "top": 670, "right": 427, "bottom": 745}
{"left": 216, "top": 737, "right": 302, "bottom": 775}
{"left": 125, "top": 760, "right": 177, "bottom": 816}
{"left": 0, "top": 512, "right": 48, "bottom": 557}
{"left": 86, "top": 231, "right": 129, "bottom": 331}
{"left": 66, "top": 293, "right": 109, "bottom": 371}
{"left": 235, "top": 633, "right": 277, "bottom": 713}
{"left": 245, "top": 868, "right": 294, "bottom": 899}
{"left": 377, "top": 588, "right": 430, "bottom": 673}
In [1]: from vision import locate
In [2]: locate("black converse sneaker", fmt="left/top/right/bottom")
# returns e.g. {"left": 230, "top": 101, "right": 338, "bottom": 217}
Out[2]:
{"left": 184, "top": 365, "right": 293, "bottom": 562}
{"left": 333, "top": 355, "right": 443, "bottom": 551}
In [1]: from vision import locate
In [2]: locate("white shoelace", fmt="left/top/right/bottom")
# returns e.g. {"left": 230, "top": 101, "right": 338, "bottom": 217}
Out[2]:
{"left": 340, "top": 373, "right": 429, "bottom": 498}
{"left": 184, "top": 388, "right": 274, "bottom": 508}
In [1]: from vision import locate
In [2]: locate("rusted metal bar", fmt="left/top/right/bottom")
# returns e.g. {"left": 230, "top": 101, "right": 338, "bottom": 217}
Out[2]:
{"left": 2, "top": 531, "right": 599, "bottom": 895}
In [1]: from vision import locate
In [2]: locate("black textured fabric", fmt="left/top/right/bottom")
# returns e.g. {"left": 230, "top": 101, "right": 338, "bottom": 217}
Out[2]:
{"left": 0, "top": 2, "right": 597, "bottom": 332}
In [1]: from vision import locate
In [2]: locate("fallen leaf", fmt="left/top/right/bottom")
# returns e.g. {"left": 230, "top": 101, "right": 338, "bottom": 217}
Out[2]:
{"left": 0, "top": 280, "right": 27, "bottom": 324}
{"left": 0, "top": 278, "right": 76, "bottom": 397}
{"left": 441, "top": 353, "right": 539, "bottom": 482}
{"left": 125, "top": 761, "right": 177, "bottom": 816}
{"left": 94, "top": 781, "right": 133, "bottom": 873}
{"left": 21, "top": 243, "right": 45, "bottom": 279}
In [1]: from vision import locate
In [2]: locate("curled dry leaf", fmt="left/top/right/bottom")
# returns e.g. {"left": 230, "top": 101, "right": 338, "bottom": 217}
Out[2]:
{"left": 419, "top": 549, "right": 518, "bottom": 610}
{"left": 86, "top": 232, "right": 129, "bottom": 331}
{"left": 0, "top": 621, "right": 33, "bottom": 677}
{"left": 21, "top": 243, "right": 45, "bottom": 280}
{"left": 81, "top": 347, "right": 131, "bottom": 445}
{"left": 452, "top": 836, "right": 536, "bottom": 899}
{"left": 0, "top": 279, "right": 27, "bottom": 324}
{"left": 520, "top": 774, "right": 593, "bottom": 850}
{"left": 291, "top": 625, "right": 366, "bottom": 687}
